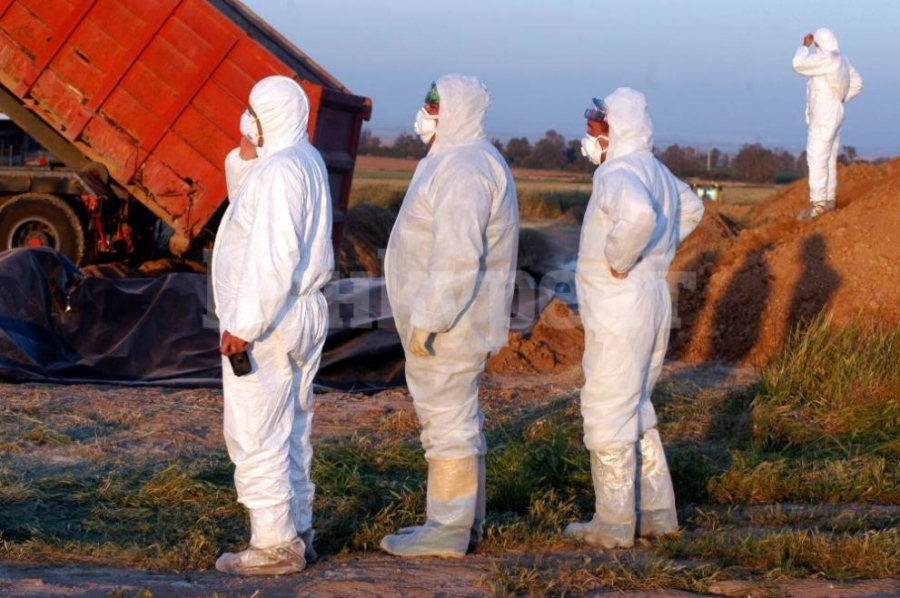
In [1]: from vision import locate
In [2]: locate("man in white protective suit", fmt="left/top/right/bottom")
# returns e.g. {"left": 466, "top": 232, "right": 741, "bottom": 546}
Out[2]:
{"left": 212, "top": 75, "right": 333, "bottom": 576}
{"left": 567, "top": 88, "right": 705, "bottom": 548}
{"left": 792, "top": 28, "right": 862, "bottom": 221}
{"left": 380, "top": 74, "right": 519, "bottom": 558}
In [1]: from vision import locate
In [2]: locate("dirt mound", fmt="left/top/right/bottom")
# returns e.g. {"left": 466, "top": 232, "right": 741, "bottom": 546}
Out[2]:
{"left": 745, "top": 160, "right": 900, "bottom": 226}
{"left": 670, "top": 157, "right": 900, "bottom": 365}
{"left": 487, "top": 299, "right": 584, "bottom": 374}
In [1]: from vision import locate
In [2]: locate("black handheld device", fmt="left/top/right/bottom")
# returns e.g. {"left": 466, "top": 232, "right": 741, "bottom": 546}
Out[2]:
{"left": 228, "top": 350, "right": 252, "bottom": 377}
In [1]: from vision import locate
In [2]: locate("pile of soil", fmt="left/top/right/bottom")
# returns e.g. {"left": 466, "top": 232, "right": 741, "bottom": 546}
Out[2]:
{"left": 669, "top": 157, "right": 900, "bottom": 365}
{"left": 490, "top": 157, "right": 900, "bottom": 373}
{"left": 487, "top": 299, "right": 583, "bottom": 374}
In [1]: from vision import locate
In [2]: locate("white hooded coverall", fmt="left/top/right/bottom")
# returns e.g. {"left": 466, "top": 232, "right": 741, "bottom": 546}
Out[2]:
{"left": 381, "top": 74, "right": 519, "bottom": 556}
{"left": 212, "top": 76, "right": 334, "bottom": 550}
{"left": 385, "top": 74, "right": 518, "bottom": 461}
{"left": 792, "top": 28, "right": 862, "bottom": 204}
{"left": 573, "top": 88, "right": 704, "bottom": 546}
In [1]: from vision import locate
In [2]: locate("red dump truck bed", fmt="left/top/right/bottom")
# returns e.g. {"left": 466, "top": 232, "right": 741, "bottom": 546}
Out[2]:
{"left": 0, "top": 0, "right": 371, "bottom": 257}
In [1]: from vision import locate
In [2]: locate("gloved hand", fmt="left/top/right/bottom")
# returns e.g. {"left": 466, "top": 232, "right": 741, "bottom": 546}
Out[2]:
{"left": 609, "top": 266, "right": 628, "bottom": 280}
{"left": 409, "top": 327, "right": 434, "bottom": 357}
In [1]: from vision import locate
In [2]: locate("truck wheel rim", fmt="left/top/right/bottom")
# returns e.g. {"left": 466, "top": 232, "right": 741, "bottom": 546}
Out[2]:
{"left": 8, "top": 217, "right": 59, "bottom": 250}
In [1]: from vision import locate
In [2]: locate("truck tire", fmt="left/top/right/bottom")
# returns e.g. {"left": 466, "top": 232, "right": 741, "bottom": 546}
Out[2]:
{"left": 0, "top": 193, "right": 86, "bottom": 264}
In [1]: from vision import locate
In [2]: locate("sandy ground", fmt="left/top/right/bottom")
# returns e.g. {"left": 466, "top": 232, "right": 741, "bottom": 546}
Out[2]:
{"left": 2, "top": 364, "right": 899, "bottom": 597}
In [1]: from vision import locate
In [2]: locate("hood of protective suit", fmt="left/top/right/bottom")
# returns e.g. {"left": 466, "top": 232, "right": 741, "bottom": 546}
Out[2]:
{"left": 432, "top": 74, "right": 489, "bottom": 148}
{"left": 249, "top": 75, "right": 310, "bottom": 158}
{"left": 814, "top": 28, "right": 839, "bottom": 52}
{"left": 604, "top": 87, "right": 654, "bottom": 161}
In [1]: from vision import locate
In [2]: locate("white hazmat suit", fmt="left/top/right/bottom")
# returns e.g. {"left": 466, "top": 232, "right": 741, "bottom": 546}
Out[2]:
{"left": 792, "top": 28, "right": 862, "bottom": 218}
{"left": 381, "top": 74, "right": 519, "bottom": 557}
{"left": 569, "top": 88, "right": 704, "bottom": 548}
{"left": 212, "top": 76, "right": 333, "bottom": 575}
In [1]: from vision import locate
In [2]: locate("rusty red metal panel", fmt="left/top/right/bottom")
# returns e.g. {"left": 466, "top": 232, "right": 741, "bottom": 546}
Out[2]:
{"left": 1, "top": 0, "right": 371, "bottom": 256}
{"left": 209, "top": 53, "right": 260, "bottom": 107}
{"left": 28, "top": 67, "right": 86, "bottom": 131}
{"left": 0, "top": 30, "right": 31, "bottom": 90}
{"left": 214, "top": 34, "right": 292, "bottom": 95}
{"left": 14, "top": 0, "right": 98, "bottom": 96}
{"left": 51, "top": 20, "right": 107, "bottom": 102}
{"left": 172, "top": 104, "right": 233, "bottom": 172}
{"left": 135, "top": 155, "right": 191, "bottom": 218}
{"left": 0, "top": 2, "right": 54, "bottom": 70}
{"left": 80, "top": 117, "right": 152, "bottom": 188}
{"left": 111, "top": 3, "right": 238, "bottom": 184}
{"left": 63, "top": 0, "right": 180, "bottom": 141}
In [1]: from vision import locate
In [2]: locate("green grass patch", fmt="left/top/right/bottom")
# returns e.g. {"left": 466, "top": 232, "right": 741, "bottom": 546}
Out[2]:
{"left": 515, "top": 187, "right": 589, "bottom": 220}
{"left": 349, "top": 183, "right": 407, "bottom": 212}
{"left": 0, "top": 456, "right": 245, "bottom": 570}
{"left": 707, "top": 315, "right": 900, "bottom": 505}
{"left": 659, "top": 528, "right": 900, "bottom": 580}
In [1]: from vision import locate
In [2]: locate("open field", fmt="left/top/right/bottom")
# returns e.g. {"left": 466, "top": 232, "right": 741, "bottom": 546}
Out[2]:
{"left": 351, "top": 155, "right": 779, "bottom": 222}
{"left": 719, "top": 184, "right": 781, "bottom": 205}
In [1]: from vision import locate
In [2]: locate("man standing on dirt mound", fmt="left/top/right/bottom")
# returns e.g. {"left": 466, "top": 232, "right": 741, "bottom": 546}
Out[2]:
{"left": 212, "top": 75, "right": 333, "bottom": 576}
{"left": 381, "top": 74, "right": 519, "bottom": 558}
{"left": 793, "top": 28, "right": 862, "bottom": 221}
{"left": 567, "top": 88, "right": 705, "bottom": 548}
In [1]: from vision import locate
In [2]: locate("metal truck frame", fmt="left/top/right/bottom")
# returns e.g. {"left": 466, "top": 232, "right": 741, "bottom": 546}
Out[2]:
{"left": 0, "top": 0, "right": 371, "bottom": 264}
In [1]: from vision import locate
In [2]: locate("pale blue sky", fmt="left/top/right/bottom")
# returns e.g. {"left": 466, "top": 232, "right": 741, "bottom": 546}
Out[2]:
{"left": 243, "top": 0, "right": 898, "bottom": 158}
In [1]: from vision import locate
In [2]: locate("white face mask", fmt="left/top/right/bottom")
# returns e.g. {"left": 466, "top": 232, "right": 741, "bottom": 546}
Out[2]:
{"left": 413, "top": 107, "right": 438, "bottom": 144}
{"left": 240, "top": 110, "right": 261, "bottom": 147}
{"left": 581, "top": 133, "right": 608, "bottom": 165}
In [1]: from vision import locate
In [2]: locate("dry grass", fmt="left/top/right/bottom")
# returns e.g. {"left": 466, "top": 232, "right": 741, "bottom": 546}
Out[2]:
{"left": 0, "top": 318, "right": 898, "bottom": 595}
{"left": 349, "top": 171, "right": 590, "bottom": 222}
{"left": 720, "top": 184, "right": 780, "bottom": 205}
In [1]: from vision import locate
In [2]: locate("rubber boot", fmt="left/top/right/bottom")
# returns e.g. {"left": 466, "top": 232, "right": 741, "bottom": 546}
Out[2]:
{"left": 216, "top": 503, "right": 305, "bottom": 576}
{"left": 380, "top": 456, "right": 478, "bottom": 558}
{"left": 289, "top": 484, "right": 317, "bottom": 561}
{"left": 469, "top": 455, "right": 486, "bottom": 549}
{"left": 564, "top": 443, "right": 636, "bottom": 548}
{"left": 637, "top": 428, "right": 679, "bottom": 538}
{"left": 298, "top": 528, "right": 317, "bottom": 562}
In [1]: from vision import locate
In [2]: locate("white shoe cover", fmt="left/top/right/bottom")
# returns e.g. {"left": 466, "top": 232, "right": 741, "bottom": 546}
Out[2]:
{"left": 215, "top": 537, "right": 305, "bottom": 576}
{"left": 380, "top": 521, "right": 470, "bottom": 558}
{"left": 380, "top": 456, "right": 478, "bottom": 558}
{"left": 565, "top": 443, "right": 636, "bottom": 548}
{"left": 638, "top": 428, "right": 678, "bottom": 538}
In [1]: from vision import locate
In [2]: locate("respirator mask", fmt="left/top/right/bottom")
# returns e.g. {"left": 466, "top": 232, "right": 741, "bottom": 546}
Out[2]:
{"left": 240, "top": 110, "right": 261, "bottom": 147}
{"left": 581, "top": 134, "right": 608, "bottom": 165}
{"left": 413, "top": 107, "right": 438, "bottom": 144}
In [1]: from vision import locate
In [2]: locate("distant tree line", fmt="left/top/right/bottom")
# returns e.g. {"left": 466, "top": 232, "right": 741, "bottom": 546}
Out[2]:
{"left": 359, "top": 128, "right": 867, "bottom": 184}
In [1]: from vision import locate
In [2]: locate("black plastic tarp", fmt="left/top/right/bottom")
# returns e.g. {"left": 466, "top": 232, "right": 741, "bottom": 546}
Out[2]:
{"left": 0, "top": 248, "right": 554, "bottom": 391}
{"left": 0, "top": 248, "right": 403, "bottom": 390}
